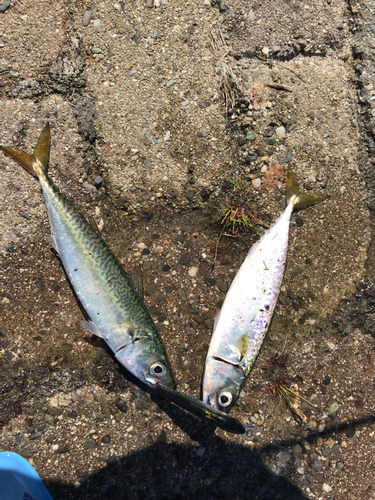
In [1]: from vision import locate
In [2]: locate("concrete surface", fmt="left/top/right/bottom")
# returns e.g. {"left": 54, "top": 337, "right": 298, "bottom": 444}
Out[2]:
{"left": 1, "top": 1, "right": 375, "bottom": 499}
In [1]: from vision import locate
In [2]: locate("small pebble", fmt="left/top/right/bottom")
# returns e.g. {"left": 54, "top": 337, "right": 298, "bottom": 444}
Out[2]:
{"left": 179, "top": 254, "right": 190, "bottom": 266}
{"left": 82, "top": 10, "right": 92, "bottom": 26}
{"left": 93, "top": 175, "right": 103, "bottom": 188}
{"left": 175, "top": 234, "right": 185, "bottom": 243}
{"left": 181, "top": 100, "right": 190, "bottom": 107}
{"left": 188, "top": 267, "right": 198, "bottom": 278}
{"left": 142, "top": 248, "right": 150, "bottom": 255}
{"left": 282, "top": 154, "right": 292, "bottom": 163}
{"left": 85, "top": 394, "right": 95, "bottom": 403}
{"left": 346, "top": 427, "right": 356, "bottom": 438}
{"left": 29, "top": 431, "right": 42, "bottom": 441}
{"left": 265, "top": 137, "right": 276, "bottom": 145}
{"left": 4, "top": 244, "right": 14, "bottom": 253}
{"left": 93, "top": 18, "right": 100, "bottom": 27}
{"left": 218, "top": 0, "right": 227, "bottom": 13}
{"left": 218, "top": 282, "right": 228, "bottom": 293}
{"left": 196, "top": 447, "right": 206, "bottom": 457}
{"left": 204, "top": 278, "right": 217, "bottom": 286}
{"left": 322, "top": 484, "right": 332, "bottom": 493}
{"left": 116, "top": 398, "right": 128, "bottom": 413}
{"left": 18, "top": 211, "right": 31, "bottom": 220}
{"left": 336, "top": 461, "right": 344, "bottom": 471}
{"left": 166, "top": 80, "right": 175, "bottom": 88}
{"left": 45, "top": 415, "right": 56, "bottom": 426}
{"left": 101, "top": 435, "right": 111, "bottom": 443}
{"left": 246, "top": 131, "right": 255, "bottom": 141}
{"left": 328, "top": 401, "right": 339, "bottom": 414}
{"left": 275, "top": 126, "right": 286, "bottom": 138}
{"left": 252, "top": 178, "right": 261, "bottom": 188}
{"left": 295, "top": 217, "right": 303, "bottom": 227}
{"left": 147, "top": 284, "right": 156, "bottom": 295}
{"left": 0, "top": 0, "right": 10, "bottom": 14}
{"left": 86, "top": 439, "right": 96, "bottom": 449}
{"left": 162, "top": 264, "right": 170, "bottom": 272}
{"left": 323, "top": 375, "right": 331, "bottom": 385}
{"left": 144, "top": 158, "right": 152, "bottom": 174}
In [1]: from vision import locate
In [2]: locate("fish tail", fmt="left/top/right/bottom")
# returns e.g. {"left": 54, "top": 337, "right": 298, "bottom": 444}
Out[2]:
{"left": 286, "top": 168, "right": 326, "bottom": 210}
{"left": 0, "top": 122, "right": 50, "bottom": 178}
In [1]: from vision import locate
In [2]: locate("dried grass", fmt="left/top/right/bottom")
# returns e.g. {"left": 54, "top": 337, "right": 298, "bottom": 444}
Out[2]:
{"left": 210, "top": 28, "right": 241, "bottom": 112}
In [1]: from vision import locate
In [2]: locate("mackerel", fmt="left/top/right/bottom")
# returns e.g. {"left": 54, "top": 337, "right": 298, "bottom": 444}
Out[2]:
{"left": 202, "top": 169, "right": 325, "bottom": 412}
{"left": 0, "top": 123, "right": 175, "bottom": 389}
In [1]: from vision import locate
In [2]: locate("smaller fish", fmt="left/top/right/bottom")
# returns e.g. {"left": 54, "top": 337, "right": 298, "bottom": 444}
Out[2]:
{"left": 154, "top": 384, "right": 246, "bottom": 434}
{"left": 202, "top": 169, "right": 326, "bottom": 412}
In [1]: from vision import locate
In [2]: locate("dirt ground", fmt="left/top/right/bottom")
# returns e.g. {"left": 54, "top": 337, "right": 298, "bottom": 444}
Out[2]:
{"left": 1, "top": 1, "right": 375, "bottom": 499}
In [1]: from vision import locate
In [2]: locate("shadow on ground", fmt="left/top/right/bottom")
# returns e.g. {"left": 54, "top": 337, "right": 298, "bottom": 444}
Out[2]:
{"left": 44, "top": 433, "right": 307, "bottom": 500}
{"left": 43, "top": 378, "right": 375, "bottom": 500}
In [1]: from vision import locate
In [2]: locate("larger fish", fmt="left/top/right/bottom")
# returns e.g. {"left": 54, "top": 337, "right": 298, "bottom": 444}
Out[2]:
{"left": 202, "top": 170, "right": 325, "bottom": 412}
{"left": 0, "top": 123, "right": 174, "bottom": 389}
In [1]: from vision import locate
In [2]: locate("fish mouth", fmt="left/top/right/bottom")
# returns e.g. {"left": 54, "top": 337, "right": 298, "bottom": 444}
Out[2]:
{"left": 154, "top": 384, "right": 246, "bottom": 435}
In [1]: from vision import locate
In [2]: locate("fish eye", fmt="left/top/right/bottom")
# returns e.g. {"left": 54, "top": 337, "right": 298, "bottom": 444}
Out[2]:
{"left": 218, "top": 391, "right": 233, "bottom": 408}
{"left": 149, "top": 362, "right": 167, "bottom": 377}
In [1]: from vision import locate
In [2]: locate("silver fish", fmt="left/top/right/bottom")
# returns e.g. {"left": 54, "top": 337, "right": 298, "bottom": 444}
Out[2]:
{"left": 1, "top": 123, "right": 175, "bottom": 389}
{"left": 202, "top": 170, "right": 325, "bottom": 412}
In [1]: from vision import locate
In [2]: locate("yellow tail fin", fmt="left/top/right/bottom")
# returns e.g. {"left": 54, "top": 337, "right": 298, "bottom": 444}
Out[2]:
{"left": 0, "top": 122, "right": 50, "bottom": 178}
{"left": 286, "top": 168, "right": 326, "bottom": 211}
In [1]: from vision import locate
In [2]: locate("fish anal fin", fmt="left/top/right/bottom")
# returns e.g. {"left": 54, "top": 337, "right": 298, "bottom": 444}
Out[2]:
{"left": 80, "top": 319, "right": 103, "bottom": 338}
{"left": 130, "top": 265, "right": 144, "bottom": 300}
{"left": 47, "top": 234, "right": 59, "bottom": 253}
{"left": 286, "top": 168, "right": 327, "bottom": 211}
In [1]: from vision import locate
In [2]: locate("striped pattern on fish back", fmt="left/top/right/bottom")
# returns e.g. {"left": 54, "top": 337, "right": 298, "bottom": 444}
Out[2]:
{"left": 43, "top": 178, "right": 159, "bottom": 337}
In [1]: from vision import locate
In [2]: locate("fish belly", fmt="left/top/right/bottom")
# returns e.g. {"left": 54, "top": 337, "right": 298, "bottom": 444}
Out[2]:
{"left": 208, "top": 204, "right": 293, "bottom": 373}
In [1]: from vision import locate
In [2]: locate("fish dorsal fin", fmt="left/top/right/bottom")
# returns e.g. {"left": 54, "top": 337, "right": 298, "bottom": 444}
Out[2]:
{"left": 33, "top": 122, "right": 50, "bottom": 172}
{"left": 213, "top": 309, "right": 221, "bottom": 333}
{"left": 130, "top": 265, "right": 144, "bottom": 300}
{"left": 286, "top": 168, "right": 327, "bottom": 211}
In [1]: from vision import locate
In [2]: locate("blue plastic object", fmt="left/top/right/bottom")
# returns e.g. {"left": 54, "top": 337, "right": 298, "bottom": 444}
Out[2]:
{"left": 0, "top": 452, "right": 53, "bottom": 500}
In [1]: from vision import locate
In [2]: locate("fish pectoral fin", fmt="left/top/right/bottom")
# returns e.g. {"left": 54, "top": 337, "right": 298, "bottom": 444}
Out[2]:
{"left": 47, "top": 234, "right": 59, "bottom": 254}
{"left": 80, "top": 319, "right": 103, "bottom": 338}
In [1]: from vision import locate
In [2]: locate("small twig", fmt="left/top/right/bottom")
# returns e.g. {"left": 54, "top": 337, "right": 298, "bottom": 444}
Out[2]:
{"left": 267, "top": 82, "right": 293, "bottom": 92}
{"left": 281, "top": 66, "right": 306, "bottom": 83}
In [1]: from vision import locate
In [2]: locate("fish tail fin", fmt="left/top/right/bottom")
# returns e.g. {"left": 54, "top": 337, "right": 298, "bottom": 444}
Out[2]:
{"left": 0, "top": 122, "right": 50, "bottom": 178}
{"left": 286, "top": 168, "right": 327, "bottom": 211}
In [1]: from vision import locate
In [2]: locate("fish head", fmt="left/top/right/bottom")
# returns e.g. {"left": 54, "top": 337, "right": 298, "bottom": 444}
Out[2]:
{"left": 202, "top": 357, "right": 243, "bottom": 413}
{"left": 115, "top": 338, "right": 175, "bottom": 389}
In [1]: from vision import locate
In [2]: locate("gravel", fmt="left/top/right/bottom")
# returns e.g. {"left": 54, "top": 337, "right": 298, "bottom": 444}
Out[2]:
{"left": 82, "top": 10, "right": 92, "bottom": 27}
